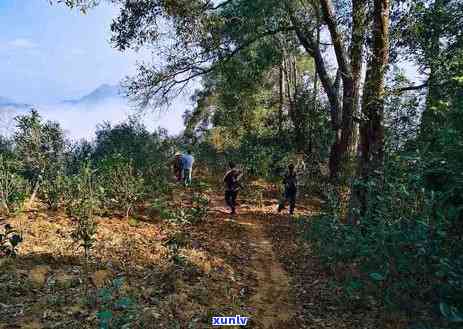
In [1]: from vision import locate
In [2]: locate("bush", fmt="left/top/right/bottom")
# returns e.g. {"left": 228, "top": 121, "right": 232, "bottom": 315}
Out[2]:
{"left": 150, "top": 187, "right": 209, "bottom": 225}
{"left": 187, "top": 190, "right": 210, "bottom": 224}
{"left": 304, "top": 151, "right": 463, "bottom": 326}
{"left": 0, "top": 156, "right": 29, "bottom": 216}
{"left": 151, "top": 197, "right": 176, "bottom": 221}
{"left": 98, "top": 155, "right": 144, "bottom": 219}
{"left": 14, "top": 110, "right": 67, "bottom": 207}
{"left": 41, "top": 168, "right": 67, "bottom": 210}
{"left": 68, "top": 163, "right": 98, "bottom": 258}
{"left": 93, "top": 120, "right": 173, "bottom": 197}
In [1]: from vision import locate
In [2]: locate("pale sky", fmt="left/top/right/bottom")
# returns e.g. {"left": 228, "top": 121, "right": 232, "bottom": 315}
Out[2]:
{"left": 0, "top": 0, "right": 143, "bottom": 103}
{"left": 0, "top": 0, "right": 188, "bottom": 137}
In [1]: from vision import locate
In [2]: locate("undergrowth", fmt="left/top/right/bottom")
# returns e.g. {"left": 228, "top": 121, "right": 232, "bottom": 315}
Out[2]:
{"left": 301, "top": 152, "right": 463, "bottom": 328}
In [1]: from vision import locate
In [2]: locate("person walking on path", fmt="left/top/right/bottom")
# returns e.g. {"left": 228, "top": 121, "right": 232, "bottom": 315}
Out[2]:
{"left": 223, "top": 162, "right": 243, "bottom": 215}
{"left": 278, "top": 163, "right": 298, "bottom": 215}
{"left": 181, "top": 149, "right": 195, "bottom": 186}
{"left": 173, "top": 152, "right": 183, "bottom": 182}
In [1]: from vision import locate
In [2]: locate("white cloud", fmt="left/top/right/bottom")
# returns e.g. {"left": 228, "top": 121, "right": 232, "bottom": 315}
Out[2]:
{"left": 8, "top": 38, "right": 38, "bottom": 49}
{"left": 0, "top": 96, "right": 187, "bottom": 140}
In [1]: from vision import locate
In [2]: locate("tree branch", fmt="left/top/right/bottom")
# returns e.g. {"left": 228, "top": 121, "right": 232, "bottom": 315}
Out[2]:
{"left": 392, "top": 82, "right": 428, "bottom": 93}
{"left": 129, "top": 26, "right": 296, "bottom": 109}
{"left": 210, "top": 0, "right": 234, "bottom": 10}
{"left": 290, "top": 13, "right": 341, "bottom": 117}
{"left": 319, "top": 0, "right": 352, "bottom": 79}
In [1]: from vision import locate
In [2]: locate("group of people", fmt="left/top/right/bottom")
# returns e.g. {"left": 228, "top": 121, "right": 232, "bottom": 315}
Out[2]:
{"left": 223, "top": 162, "right": 298, "bottom": 216}
{"left": 172, "top": 151, "right": 298, "bottom": 216}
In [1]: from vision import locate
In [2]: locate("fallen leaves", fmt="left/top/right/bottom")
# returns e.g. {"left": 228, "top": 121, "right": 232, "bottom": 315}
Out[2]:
{"left": 1, "top": 183, "right": 339, "bottom": 329}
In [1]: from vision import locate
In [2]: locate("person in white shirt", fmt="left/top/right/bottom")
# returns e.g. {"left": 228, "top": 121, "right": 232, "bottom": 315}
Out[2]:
{"left": 181, "top": 149, "right": 194, "bottom": 186}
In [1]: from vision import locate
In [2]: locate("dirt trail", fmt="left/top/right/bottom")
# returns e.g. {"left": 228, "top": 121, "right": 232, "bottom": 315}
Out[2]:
{"left": 210, "top": 192, "right": 297, "bottom": 328}
{"left": 238, "top": 213, "right": 296, "bottom": 328}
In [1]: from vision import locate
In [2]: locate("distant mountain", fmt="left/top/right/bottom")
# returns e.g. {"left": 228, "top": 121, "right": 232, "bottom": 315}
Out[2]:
{"left": 0, "top": 96, "right": 32, "bottom": 110}
{"left": 62, "top": 84, "right": 124, "bottom": 105}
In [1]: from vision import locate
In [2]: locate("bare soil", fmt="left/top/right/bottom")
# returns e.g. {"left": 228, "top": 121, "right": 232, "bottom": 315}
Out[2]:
{"left": 0, "top": 180, "right": 383, "bottom": 329}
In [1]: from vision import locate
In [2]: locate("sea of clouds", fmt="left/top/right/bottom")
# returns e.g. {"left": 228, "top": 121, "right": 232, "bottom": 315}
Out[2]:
{"left": 0, "top": 98, "right": 186, "bottom": 141}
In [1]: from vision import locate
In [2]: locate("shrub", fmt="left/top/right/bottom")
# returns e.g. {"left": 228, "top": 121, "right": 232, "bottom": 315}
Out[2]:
{"left": 0, "top": 156, "right": 29, "bottom": 216}
{"left": 98, "top": 155, "right": 144, "bottom": 219}
{"left": 93, "top": 120, "right": 173, "bottom": 197}
{"left": 151, "top": 197, "right": 176, "bottom": 221}
{"left": 187, "top": 182, "right": 210, "bottom": 224}
{"left": 41, "top": 167, "right": 67, "bottom": 210}
{"left": 14, "top": 110, "right": 67, "bottom": 207}
{"left": 150, "top": 189, "right": 209, "bottom": 225}
{"left": 304, "top": 151, "right": 463, "bottom": 326}
{"left": 68, "top": 163, "right": 98, "bottom": 258}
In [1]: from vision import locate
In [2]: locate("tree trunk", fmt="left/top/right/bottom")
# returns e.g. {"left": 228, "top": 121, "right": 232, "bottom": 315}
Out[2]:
{"left": 349, "top": 0, "right": 367, "bottom": 158}
{"left": 284, "top": 53, "right": 307, "bottom": 153}
{"left": 339, "top": 79, "right": 355, "bottom": 167}
{"left": 420, "top": 69, "right": 443, "bottom": 148}
{"left": 27, "top": 179, "right": 41, "bottom": 210}
{"left": 0, "top": 194, "right": 9, "bottom": 215}
{"left": 351, "top": 0, "right": 390, "bottom": 218}
{"left": 278, "top": 64, "right": 284, "bottom": 136}
{"left": 318, "top": 0, "right": 369, "bottom": 179}
{"left": 310, "top": 12, "right": 321, "bottom": 157}
{"left": 328, "top": 70, "right": 343, "bottom": 180}
{"left": 291, "top": 0, "right": 368, "bottom": 179}
{"left": 329, "top": 130, "right": 343, "bottom": 180}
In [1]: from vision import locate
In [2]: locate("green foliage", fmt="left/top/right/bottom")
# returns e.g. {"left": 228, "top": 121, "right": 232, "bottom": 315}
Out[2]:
{"left": 41, "top": 168, "right": 67, "bottom": 211}
{"left": 0, "top": 137, "right": 15, "bottom": 159}
{"left": 0, "top": 224, "right": 23, "bottom": 257}
{"left": 53, "top": 0, "right": 101, "bottom": 13}
{"left": 98, "top": 155, "right": 144, "bottom": 219}
{"left": 304, "top": 146, "right": 463, "bottom": 324}
{"left": 95, "top": 276, "right": 138, "bottom": 329}
{"left": 65, "top": 140, "right": 93, "bottom": 175}
{"left": 14, "top": 110, "right": 67, "bottom": 209}
{"left": 163, "top": 231, "right": 189, "bottom": 266}
{"left": 151, "top": 184, "right": 209, "bottom": 225}
{"left": 151, "top": 197, "right": 176, "bottom": 221}
{"left": 68, "top": 163, "right": 98, "bottom": 258}
{"left": 0, "top": 156, "right": 29, "bottom": 216}
{"left": 188, "top": 182, "right": 210, "bottom": 224}
{"left": 93, "top": 120, "right": 173, "bottom": 197}
{"left": 303, "top": 8, "right": 463, "bottom": 323}
{"left": 385, "top": 69, "right": 420, "bottom": 152}
{"left": 191, "top": 192, "right": 209, "bottom": 220}
{"left": 14, "top": 110, "right": 67, "bottom": 183}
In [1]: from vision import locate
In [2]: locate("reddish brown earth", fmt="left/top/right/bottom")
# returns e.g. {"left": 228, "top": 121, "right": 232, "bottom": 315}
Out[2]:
{"left": 0, "top": 180, "right": 387, "bottom": 329}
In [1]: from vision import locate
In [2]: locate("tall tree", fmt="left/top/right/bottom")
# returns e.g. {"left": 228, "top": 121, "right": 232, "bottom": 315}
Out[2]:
{"left": 108, "top": 0, "right": 359, "bottom": 178}
{"left": 392, "top": 0, "right": 463, "bottom": 146}
{"left": 351, "top": 0, "right": 390, "bottom": 217}
{"left": 289, "top": 0, "right": 369, "bottom": 179}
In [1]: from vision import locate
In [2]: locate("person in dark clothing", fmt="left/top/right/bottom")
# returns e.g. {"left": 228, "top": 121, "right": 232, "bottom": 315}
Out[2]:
{"left": 278, "top": 163, "right": 297, "bottom": 215}
{"left": 173, "top": 152, "right": 183, "bottom": 182}
{"left": 223, "top": 162, "right": 242, "bottom": 215}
